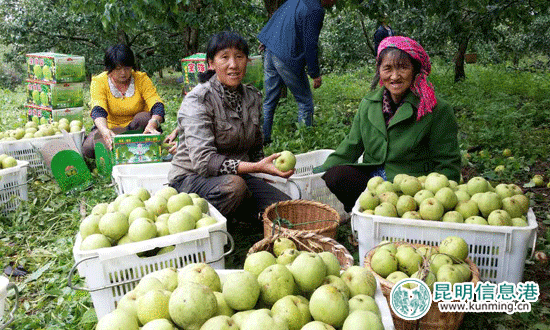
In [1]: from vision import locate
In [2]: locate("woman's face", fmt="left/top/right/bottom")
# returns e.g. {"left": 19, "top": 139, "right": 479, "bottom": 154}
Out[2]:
{"left": 209, "top": 47, "right": 248, "bottom": 88}
{"left": 379, "top": 52, "right": 415, "bottom": 103}
{"left": 109, "top": 65, "right": 133, "bottom": 84}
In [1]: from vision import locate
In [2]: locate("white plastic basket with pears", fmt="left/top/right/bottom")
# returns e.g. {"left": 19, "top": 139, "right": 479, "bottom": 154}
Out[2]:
{"left": 351, "top": 172, "right": 538, "bottom": 284}
{"left": 0, "top": 118, "right": 85, "bottom": 175}
{"left": 92, "top": 238, "right": 395, "bottom": 330}
{"left": 69, "top": 186, "right": 234, "bottom": 319}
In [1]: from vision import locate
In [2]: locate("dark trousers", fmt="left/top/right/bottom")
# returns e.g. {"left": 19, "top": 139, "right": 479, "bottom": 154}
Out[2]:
{"left": 322, "top": 165, "right": 375, "bottom": 212}
{"left": 82, "top": 111, "right": 154, "bottom": 159}
{"left": 170, "top": 173, "right": 291, "bottom": 223}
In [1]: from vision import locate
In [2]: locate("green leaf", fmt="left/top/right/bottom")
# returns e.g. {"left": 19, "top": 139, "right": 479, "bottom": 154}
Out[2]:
{"left": 78, "top": 308, "right": 98, "bottom": 325}
{"left": 23, "top": 261, "right": 53, "bottom": 284}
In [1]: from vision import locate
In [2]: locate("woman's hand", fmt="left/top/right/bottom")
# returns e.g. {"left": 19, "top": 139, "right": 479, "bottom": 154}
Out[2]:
{"left": 255, "top": 153, "right": 294, "bottom": 178}
{"left": 144, "top": 116, "right": 163, "bottom": 135}
{"left": 163, "top": 128, "right": 179, "bottom": 155}
{"left": 143, "top": 126, "right": 160, "bottom": 134}
{"left": 144, "top": 122, "right": 160, "bottom": 135}
{"left": 98, "top": 127, "right": 116, "bottom": 150}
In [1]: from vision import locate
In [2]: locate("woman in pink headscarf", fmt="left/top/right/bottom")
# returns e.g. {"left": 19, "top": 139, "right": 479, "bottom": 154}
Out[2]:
{"left": 320, "top": 36, "right": 461, "bottom": 212}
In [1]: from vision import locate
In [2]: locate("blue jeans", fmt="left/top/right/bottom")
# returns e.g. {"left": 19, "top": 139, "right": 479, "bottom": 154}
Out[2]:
{"left": 262, "top": 49, "right": 314, "bottom": 143}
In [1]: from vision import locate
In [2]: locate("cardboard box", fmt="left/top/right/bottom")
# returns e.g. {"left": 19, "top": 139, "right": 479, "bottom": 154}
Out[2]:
{"left": 112, "top": 133, "right": 163, "bottom": 165}
{"left": 26, "top": 80, "right": 84, "bottom": 109}
{"left": 26, "top": 52, "right": 85, "bottom": 83}
{"left": 26, "top": 104, "right": 84, "bottom": 123}
{"left": 181, "top": 53, "right": 208, "bottom": 94}
{"left": 26, "top": 105, "right": 52, "bottom": 123}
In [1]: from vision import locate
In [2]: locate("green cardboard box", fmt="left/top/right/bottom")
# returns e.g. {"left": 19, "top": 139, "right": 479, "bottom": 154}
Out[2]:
{"left": 181, "top": 53, "right": 208, "bottom": 94}
{"left": 26, "top": 80, "right": 84, "bottom": 109}
{"left": 112, "top": 133, "right": 163, "bottom": 165}
{"left": 51, "top": 107, "right": 84, "bottom": 122}
{"left": 26, "top": 52, "right": 86, "bottom": 83}
{"left": 26, "top": 105, "right": 84, "bottom": 123}
{"left": 26, "top": 104, "right": 52, "bottom": 123}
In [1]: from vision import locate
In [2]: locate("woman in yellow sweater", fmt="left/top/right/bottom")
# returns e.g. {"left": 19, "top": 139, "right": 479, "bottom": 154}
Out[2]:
{"left": 82, "top": 44, "right": 165, "bottom": 158}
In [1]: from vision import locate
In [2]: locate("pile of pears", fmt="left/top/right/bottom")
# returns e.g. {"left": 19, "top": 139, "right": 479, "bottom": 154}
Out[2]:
{"left": 357, "top": 172, "right": 531, "bottom": 227}
{"left": 78, "top": 186, "right": 217, "bottom": 253}
{"left": 368, "top": 236, "right": 474, "bottom": 292}
{"left": 95, "top": 238, "right": 387, "bottom": 330}
{"left": 0, "top": 118, "right": 83, "bottom": 141}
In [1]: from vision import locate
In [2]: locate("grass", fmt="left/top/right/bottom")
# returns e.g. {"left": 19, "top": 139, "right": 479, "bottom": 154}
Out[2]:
{"left": 0, "top": 62, "right": 549, "bottom": 329}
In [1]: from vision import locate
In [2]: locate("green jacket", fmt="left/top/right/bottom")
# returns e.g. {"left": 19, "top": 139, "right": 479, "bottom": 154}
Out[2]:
{"left": 322, "top": 88, "right": 461, "bottom": 182}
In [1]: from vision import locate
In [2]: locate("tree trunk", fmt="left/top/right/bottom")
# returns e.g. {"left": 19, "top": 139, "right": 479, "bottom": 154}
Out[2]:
{"left": 454, "top": 38, "right": 469, "bottom": 82}
{"left": 357, "top": 12, "right": 376, "bottom": 58}
{"left": 117, "top": 29, "right": 130, "bottom": 46}
{"left": 188, "top": 27, "right": 199, "bottom": 54}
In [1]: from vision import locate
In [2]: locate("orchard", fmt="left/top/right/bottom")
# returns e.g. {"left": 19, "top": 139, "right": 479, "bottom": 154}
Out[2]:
{"left": 0, "top": 1, "right": 550, "bottom": 329}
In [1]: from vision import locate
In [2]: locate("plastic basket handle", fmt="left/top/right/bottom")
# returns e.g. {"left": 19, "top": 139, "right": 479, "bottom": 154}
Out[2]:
{"left": 529, "top": 230, "right": 537, "bottom": 259}
{"left": 68, "top": 229, "right": 234, "bottom": 292}
{"left": 0, "top": 283, "right": 19, "bottom": 330}
{"left": 286, "top": 179, "right": 302, "bottom": 199}
{"left": 96, "top": 227, "right": 212, "bottom": 262}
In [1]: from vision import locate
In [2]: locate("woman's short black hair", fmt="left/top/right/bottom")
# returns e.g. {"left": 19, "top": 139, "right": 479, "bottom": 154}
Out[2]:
{"left": 199, "top": 31, "right": 250, "bottom": 83}
{"left": 205, "top": 31, "right": 249, "bottom": 62}
{"left": 370, "top": 47, "right": 422, "bottom": 91}
{"left": 104, "top": 44, "right": 136, "bottom": 73}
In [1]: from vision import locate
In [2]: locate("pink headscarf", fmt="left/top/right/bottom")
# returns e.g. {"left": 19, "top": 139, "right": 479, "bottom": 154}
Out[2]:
{"left": 377, "top": 36, "right": 437, "bottom": 120}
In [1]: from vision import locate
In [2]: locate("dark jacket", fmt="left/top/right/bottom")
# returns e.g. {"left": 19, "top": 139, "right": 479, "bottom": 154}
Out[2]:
{"left": 257, "top": 0, "right": 324, "bottom": 79}
{"left": 322, "top": 88, "right": 461, "bottom": 182}
{"left": 374, "top": 25, "right": 394, "bottom": 54}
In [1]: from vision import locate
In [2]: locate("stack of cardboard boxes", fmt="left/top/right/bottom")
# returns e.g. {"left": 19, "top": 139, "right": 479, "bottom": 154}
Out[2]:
{"left": 25, "top": 53, "right": 85, "bottom": 123}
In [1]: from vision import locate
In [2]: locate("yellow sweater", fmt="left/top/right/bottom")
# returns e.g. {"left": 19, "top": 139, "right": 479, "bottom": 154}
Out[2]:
{"left": 90, "top": 71, "right": 163, "bottom": 128}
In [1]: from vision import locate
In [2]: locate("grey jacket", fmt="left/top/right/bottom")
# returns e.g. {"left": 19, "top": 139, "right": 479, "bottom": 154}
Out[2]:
{"left": 168, "top": 75, "right": 263, "bottom": 183}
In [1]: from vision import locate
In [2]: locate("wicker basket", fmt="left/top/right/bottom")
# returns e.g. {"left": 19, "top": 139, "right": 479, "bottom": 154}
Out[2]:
{"left": 248, "top": 231, "right": 354, "bottom": 270}
{"left": 262, "top": 200, "right": 340, "bottom": 239}
{"left": 364, "top": 241, "right": 480, "bottom": 330}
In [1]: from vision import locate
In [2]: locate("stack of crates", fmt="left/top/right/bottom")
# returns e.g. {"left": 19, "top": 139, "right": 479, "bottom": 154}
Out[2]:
{"left": 25, "top": 53, "right": 86, "bottom": 123}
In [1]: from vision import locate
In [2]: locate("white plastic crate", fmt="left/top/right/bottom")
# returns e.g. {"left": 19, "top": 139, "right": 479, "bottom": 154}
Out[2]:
{"left": 252, "top": 149, "right": 348, "bottom": 219}
{"left": 0, "top": 160, "right": 29, "bottom": 214}
{"left": 69, "top": 203, "right": 234, "bottom": 319}
{"left": 0, "top": 275, "right": 18, "bottom": 329}
{"left": 215, "top": 269, "right": 395, "bottom": 330}
{"left": 111, "top": 162, "right": 171, "bottom": 195}
{"left": 0, "top": 130, "right": 85, "bottom": 175}
{"left": 351, "top": 205, "right": 538, "bottom": 284}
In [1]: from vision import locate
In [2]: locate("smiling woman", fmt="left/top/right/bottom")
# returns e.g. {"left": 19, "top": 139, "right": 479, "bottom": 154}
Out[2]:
{"left": 319, "top": 36, "right": 461, "bottom": 212}
{"left": 167, "top": 31, "right": 292, "bottom": 229}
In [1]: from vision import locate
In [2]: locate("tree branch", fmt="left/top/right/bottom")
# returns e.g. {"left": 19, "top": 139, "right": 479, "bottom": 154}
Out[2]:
{"left": 33, "top": 29, "right": 100, "bottom": 48}
{"left": 357, "top": 11, "right": 375, "bottom": 57}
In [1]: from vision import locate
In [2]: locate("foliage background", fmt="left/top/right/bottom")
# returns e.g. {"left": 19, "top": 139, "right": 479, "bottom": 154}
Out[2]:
{"left": 0, "top": 1, "right": 549, "bottom": 329}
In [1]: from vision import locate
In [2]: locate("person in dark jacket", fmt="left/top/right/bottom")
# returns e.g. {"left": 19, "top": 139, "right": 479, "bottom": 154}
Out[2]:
{"left": 373, "top": 18, "right": 395, "bottom": 55}
{"left": 320, "top": 36, "right": 461, "bottom": 212}
{"left": 257, "top": 0, "right": 337, "bottom": 144}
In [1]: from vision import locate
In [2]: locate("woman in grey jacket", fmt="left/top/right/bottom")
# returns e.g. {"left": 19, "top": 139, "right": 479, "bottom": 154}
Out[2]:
{"left": 168, "top": 31, "right": 292, "bottom": 222}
